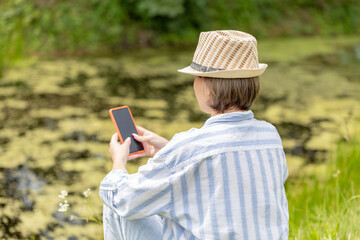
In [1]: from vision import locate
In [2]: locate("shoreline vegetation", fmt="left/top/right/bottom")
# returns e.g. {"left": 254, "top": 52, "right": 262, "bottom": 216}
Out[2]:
{"left": 1, "top": 0, "right": 359, "bottom": 76}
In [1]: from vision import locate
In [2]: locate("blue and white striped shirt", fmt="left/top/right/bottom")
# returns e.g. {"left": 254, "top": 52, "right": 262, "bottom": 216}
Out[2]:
{"left": 100, "top": 111, "right": 289, "bottom": 239}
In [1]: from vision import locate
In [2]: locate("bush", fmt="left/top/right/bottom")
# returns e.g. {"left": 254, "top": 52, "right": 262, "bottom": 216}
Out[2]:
{"left": 1, "top": 0, "right": 359, "bottom": 76}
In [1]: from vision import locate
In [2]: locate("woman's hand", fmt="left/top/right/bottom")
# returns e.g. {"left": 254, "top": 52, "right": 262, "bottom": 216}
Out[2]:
{"left": 109, "top": 126, "right": 169, "bottom": 170}
{"left": 129, "top": 126, "right": 169, "bottom": 160}
{"left": 109, "top": 133, "right": 131, "bottom": 171}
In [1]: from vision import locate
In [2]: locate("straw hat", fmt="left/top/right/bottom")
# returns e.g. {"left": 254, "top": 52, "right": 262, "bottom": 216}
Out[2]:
{"left": 178, "top": 30, "right": 267, "bottom": 78}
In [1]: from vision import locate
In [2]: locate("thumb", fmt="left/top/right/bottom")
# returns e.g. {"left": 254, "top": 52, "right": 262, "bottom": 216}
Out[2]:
{"left": 119, "top": 137, "right": 131, "bottom": 156}
{"left": 123, "top": 137, "right": 131, "bottom": 147}
{"left": 110, "top": 133, "right": 119, "bottom": 144}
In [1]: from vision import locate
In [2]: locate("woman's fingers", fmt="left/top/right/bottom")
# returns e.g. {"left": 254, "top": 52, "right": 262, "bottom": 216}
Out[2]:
{"left": 109, "top": 134, "right": 130, "bottom": 152}
{"left": 136, "top": 126, "right": 150, "bottom": 135}
{"left": 136, "top": 126, "right": 145, "bottom": 135}
{"left": 132, "top": 133, "right": 152, "bottom": 143}
{"left": 136, "top": 126, "right": 155, "bottom": 135}
{"left": 123, "top": 137, "right": 131, "bottom": 147}
{"left": 121, "top": 137, "right": 131, "bottom": 156}
{"left": 127, "top": 151, "right": 146, "bottom": 160}
{"left": 110, "top": 133, "right": 119, "bottom": 144}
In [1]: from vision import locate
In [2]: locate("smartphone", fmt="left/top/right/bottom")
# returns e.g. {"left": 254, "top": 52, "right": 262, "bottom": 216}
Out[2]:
{"left": 109, "top": 106, "right": 145, "bottom": 155}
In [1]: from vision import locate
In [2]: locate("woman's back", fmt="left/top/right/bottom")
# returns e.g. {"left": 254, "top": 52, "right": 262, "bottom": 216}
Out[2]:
{"left": 156, "top": 111, "right": 289, "bottom": 239}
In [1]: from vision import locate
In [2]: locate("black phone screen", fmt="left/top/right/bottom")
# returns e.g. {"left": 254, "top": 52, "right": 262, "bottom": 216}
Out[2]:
{"left": 110, "top": 107, "right": 144, "bottom": 154}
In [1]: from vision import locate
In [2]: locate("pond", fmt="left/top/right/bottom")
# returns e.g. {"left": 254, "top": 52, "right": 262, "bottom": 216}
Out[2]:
{"left": 0, "top": 36, "right": 359, "bottom": 239}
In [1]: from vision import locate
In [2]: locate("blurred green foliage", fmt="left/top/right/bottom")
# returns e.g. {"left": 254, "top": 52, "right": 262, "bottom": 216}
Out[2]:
{"left": 0, "top": 0, "right": 359, "bottom": 75}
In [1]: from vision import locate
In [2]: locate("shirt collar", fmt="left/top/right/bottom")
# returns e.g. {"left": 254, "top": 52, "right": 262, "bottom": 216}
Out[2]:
{"left": 202, "top": 110, "right": 254, "bottom": 128}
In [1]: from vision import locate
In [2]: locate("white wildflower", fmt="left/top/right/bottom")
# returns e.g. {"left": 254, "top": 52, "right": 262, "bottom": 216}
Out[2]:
{"left": 58, "top": 201, "right": 70, "bottom": 212}
{"left": 333, "top": 170, "right": 341, "bottom": 178}
{"left": 58, "top": 190, "right": 68, "bottom": 199}
{"left": 83, "top": 188, "right": 91, "bottom": 198}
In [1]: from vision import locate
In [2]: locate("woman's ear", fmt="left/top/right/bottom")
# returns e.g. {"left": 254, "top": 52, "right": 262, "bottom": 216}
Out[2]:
{"left": 203, "top": 82, "right": 211, "bottom": 102}
{"left": 205, "top": 85, "right": 211, "bottom": 97}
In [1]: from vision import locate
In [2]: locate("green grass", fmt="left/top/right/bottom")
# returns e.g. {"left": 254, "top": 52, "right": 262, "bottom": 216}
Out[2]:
{"left": 287, "top": 138, "right": 360, "bottom": 239}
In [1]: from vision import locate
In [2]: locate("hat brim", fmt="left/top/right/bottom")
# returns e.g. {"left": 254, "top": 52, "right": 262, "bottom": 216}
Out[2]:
{"left": 177, "top": 63, "right": 267, "bottom": 78}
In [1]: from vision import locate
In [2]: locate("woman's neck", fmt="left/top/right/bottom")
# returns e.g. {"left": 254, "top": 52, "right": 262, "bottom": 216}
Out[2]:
{"left": 210, "top": 108, "right": 245, "bottom": 117}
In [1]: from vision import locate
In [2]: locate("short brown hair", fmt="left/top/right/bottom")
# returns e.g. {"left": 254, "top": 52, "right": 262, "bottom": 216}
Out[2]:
{"left": 200, "top": 76, "right": 260, "bottom": 113}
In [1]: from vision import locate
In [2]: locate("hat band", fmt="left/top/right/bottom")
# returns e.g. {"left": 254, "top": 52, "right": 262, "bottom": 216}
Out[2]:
{"left": 190, "top": 62, "right": 224, "bottom": 72}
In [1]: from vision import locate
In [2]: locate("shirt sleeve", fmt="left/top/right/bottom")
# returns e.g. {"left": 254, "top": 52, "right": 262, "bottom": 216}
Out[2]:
{"left": 281, "top": 149, "right": 289, "bottom": 183}
{"left": 99, "top": 156, "right": 172, "bottom": 219}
